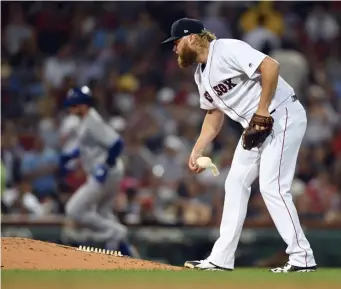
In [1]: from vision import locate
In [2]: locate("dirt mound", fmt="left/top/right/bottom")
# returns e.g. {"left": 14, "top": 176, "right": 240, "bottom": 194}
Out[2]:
{"left": 1, "top": 237, "right": 182, "bottom": 270}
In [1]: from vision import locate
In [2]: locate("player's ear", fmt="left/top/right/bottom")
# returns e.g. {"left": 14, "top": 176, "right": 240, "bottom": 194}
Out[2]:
{"left": 188, "top": 34, "right": 196, "bottom": 47}
{"left": 189, "top": 34, "right": 195, "bottom": 44}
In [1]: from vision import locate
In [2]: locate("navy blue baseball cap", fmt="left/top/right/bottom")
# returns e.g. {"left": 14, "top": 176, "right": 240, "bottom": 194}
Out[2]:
{"left": 162, "top": 18, "right": 205, "bottom": 44}
{"left": 64, "top": 86, "right": 93, "bottom": 108}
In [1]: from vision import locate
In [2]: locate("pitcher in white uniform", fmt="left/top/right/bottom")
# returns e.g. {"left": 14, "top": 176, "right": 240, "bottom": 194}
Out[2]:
{"left": 162, "top": 18, "right": 317, "bottom": 273}
{"left": 60, "top": 86, "right": 135, "bottom": 257}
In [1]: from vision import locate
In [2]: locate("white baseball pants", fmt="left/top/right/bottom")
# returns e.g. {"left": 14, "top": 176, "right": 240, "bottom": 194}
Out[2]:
{"left": 207, "top": 98, "right": 316, "bottom": 269}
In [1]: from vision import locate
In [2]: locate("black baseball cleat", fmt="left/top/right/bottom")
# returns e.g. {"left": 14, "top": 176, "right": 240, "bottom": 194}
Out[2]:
{"left": 184, "top": 260, "right": 232, "bottom": 271}
{"left": 270, "top": 263, "right": 317, "bottom": 273}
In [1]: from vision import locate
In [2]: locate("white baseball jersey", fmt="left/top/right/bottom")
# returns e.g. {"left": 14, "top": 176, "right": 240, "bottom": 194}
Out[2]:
{"left": 77, "top": 108, "right": 122, "bottom": 174}
{"left": 194, "top": 39, "right": 295, "bottom": 128}
{"left": 59, "top": 114, "right": 81, "bottom": 153}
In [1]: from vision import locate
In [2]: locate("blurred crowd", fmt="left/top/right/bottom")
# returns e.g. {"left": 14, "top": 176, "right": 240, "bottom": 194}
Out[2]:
{"left": 1, "top": 1, "right": 341, "bottom": 227}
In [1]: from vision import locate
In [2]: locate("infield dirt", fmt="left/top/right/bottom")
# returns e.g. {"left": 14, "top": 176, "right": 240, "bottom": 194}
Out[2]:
{"left": 1, "top": 237, "right": 181, "bottom": 270}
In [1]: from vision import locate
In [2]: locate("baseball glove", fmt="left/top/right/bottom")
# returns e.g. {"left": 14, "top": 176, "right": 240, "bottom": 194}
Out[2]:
{"left": 242, "top": 113, "right": 274, "bottom": 150}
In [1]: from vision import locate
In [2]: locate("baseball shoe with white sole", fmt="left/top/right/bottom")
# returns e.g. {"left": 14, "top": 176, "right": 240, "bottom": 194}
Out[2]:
{"left": 270, "top": 263, "right": 317, "bottom": 273}
{"left": 184, "top": 259, "right": 232, "bottom": 271}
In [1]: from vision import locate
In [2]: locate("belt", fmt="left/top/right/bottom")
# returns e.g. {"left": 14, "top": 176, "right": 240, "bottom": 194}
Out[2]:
{"left": 270, "top": 94, "right": 297, "bottom": 115}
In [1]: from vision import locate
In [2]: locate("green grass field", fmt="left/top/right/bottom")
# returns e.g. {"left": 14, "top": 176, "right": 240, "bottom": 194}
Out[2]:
{"left": 2, "top": 269, "right": 341, "bottom": 289}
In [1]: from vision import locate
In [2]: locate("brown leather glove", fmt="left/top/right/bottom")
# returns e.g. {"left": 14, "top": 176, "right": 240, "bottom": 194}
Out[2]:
{"left": 242, "top": 114, "right": 274, "bottom": 150}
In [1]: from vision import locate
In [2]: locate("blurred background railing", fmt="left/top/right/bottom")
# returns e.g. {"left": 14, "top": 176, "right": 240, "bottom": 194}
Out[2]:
{"left": 1, "top": 1, "right": 341, "bottom": 267}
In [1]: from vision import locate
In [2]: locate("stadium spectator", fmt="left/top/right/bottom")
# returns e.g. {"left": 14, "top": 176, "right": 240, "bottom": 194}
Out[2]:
{"left": 243, "top": 14, "right": 281, "bottom": 52}
{"left": 43, "top": 44, "right": 76, "bottom": 89}
{"left": 269, "top": 40, "right": 309, "bottom": 98}
{"left": 4, "top": 4, "right": 35, "bottom": 56}
{"left": 20, "top": 136, "right": 59, "bottom": 201}
{"left": 305, "top": 3, "right": 339, "bottom": 43}
{"left": 1, "top": 175, "right": 52, "bottom": 216}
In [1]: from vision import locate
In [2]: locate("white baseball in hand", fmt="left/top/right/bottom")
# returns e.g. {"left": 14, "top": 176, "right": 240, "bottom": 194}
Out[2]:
{"left": 196, "top": 157, "right": 213, "bottom": 168}
{"left": 196, "top": 157, "right": 220, "bottom": 176}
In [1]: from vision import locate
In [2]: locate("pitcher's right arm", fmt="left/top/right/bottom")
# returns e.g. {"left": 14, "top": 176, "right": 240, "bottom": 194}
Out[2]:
{"left": 189, "top": 109, "right": 224, "bottom": 172}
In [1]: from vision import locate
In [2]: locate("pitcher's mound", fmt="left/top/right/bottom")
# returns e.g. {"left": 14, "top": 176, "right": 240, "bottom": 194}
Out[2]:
{"left": 1, "top": 237, "right": 182, "bottom": 270}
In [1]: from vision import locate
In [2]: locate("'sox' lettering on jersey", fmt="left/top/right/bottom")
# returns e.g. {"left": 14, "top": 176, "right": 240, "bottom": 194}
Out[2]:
{"left": 204, "top": 91, "right": 214, "bottom": 103}
{"left": 213, "top": 78, "right": 237, "bottom": 96}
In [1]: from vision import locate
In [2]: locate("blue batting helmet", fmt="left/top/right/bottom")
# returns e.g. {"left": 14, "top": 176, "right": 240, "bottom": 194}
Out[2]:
{"left": 64, "top": 86, "right": 93, "bottom": 108}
